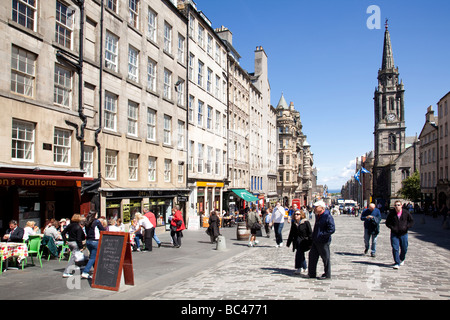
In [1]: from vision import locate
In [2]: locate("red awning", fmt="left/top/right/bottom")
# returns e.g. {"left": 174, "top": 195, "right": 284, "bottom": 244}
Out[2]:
{"left": 0, "top": 172, "right": 93, "bottom": 181}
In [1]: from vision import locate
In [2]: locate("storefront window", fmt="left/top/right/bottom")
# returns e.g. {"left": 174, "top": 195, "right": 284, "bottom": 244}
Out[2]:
{"left": 148, "top": 198, "right": 173, "bottom": 228}
{"left": 106, "top": 200, "right": 121, "bottom": 221}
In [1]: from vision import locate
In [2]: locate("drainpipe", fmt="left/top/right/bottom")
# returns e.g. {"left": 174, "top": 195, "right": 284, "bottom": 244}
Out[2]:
{"left": 95, "top": 0, "right": 104, "bottom": 182}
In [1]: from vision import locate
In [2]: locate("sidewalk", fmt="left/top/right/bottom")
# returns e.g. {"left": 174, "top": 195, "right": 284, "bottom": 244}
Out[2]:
{"left": 1, "top": 214, "right": 449, "bottom": 300}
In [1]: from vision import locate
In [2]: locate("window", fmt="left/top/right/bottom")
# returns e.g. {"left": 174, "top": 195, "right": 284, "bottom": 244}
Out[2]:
{"left": 197, "top": 60, "right": 204, "bottom": 87}
{"left": 164, "top": 159, "right": 171, "bottom": 182}
{"left": 188, "top": 95, "right": 194, "bottom": 123}
{"left": 206, "top": 146, "right": 213, "bottom": 174}
{"left": 197, "top": 24, "right": 204, "bottom": 48}
{"left": 215, "top": 75, "right": 220, "bottom": 99}
{"left": 12, "top": 119, "right": 34, "bottom": 161}
{"left": 54, "top": 64, "right": 72, "bottom": 107}
{"left": 163, "top": 68, "right": 172, "bottom": 100}
{"left": 177, "top": 34, "right": 185, "bottom": 64}
{"left": 148, "top": 156, "right": 156, "bottom": 182}
{"left": 188, "top": 53, "right": 194, "bottom": 81}
{"left": 197, "top": 143, "right": 204, "bottom": 173}
{"left": 54, "top": 128, "right": 71, "bottom": 165}
{"left": 105, "top": 150, "right": 118, "bottom": 180}
{"left": 107, "top": 0, "right": 117, "bottom": 12}
{"left": 388, "top": 134, "right": 397, "bottom": 151}
{"left": 83, "top": 146, "right": 94, "bottom": 177}
{"left": 128, "top": 46, "right": 139, "bottom": 82}
{"left": 177, "top": 120, "right": 185, "bottom": 149}
{"left": 164, "top": 22, "right": 172, "bottom": 54}
{"left": 104, "top": 92, "right": 117, "bottom": 131}
{"left": 207, "top": 68, "right": 212, "bottom": 93}
{"left": 197, "top": 100, "right": 204, "bottom": 126}
{"left": 127, "top": 101, "right": 138, "bottom": 136}
{"left": 207, "top": 34, "right": 213, "bottom": 56}
{"left": 55, "top": 1, "right": 74, "bottom": 49}
{"left": 147, "top": 58, "right": 156, "bottom": 92}
{"left": 147, "top": 108, "right": 156, "bottom": 141}
{"left": 12, "top": 0, "right": 37, "bottom": 31}
{"left": 176, "top": 79, "right": 184, "bottom": 106}
{"left": 178, "top": 163, "right": 184, "bottom": 183}
{"left": 189, "top": 14, "right": 195, "bottom": 37}
{"left": 163, "top": 114, "right": 171, "bottom": 145}
{"left": 105, "top": 31, "right": 118, "bottom": 72}
{"left": 215, "top": 148, "right": 221, "bottom": 175}
{"left": 188, "top": 140, "right": 194, "bottom": 172}
{"left": 147, "top": 8, "right": 157, "bottom": 42}
{"left": 128, "top": 153, "right": 139, "bottom": 181}
{"left": 11, "top": 46, "right": 36, "bottom": 97}
{"left": 206, "top": 106, "right": 213, "bottom": 130}
{"left": 215, "top": 110, "right": 221, "bottom": 133}
{"left": 128, "top": 0, "right": 139, "bottom": 29}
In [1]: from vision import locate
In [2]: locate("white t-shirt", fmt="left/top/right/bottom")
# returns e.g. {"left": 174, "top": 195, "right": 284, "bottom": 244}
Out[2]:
{"left": 138, "top": 216, "right": 153, "bottom": 230}
{"left": 271, "top": 206, "right": 286, "bottom": 223}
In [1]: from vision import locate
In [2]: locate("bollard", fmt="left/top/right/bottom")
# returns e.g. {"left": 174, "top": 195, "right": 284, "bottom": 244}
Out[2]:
{"left": 216, "top": 235, "right": 227, "bottom": 251}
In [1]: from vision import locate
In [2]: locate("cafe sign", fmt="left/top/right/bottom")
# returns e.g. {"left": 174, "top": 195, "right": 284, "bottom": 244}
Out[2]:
{"left": 0, "top": 177, "right": 78, "bottom": 187}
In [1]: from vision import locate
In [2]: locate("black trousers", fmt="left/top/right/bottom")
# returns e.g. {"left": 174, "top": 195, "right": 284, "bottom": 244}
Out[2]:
{"left": 308, "top": 240, "right": 331, "bottom": 278}
{"left": 143, "top": 227, "right": 153, "bottom": 251}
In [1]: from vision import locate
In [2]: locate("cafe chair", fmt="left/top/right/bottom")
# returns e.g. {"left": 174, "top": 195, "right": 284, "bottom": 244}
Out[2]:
{"left": 58, "top": 243, "right": 72, "bottom": 262}
{"left": 27, "top": 235, "right": 43, "bottom": 268}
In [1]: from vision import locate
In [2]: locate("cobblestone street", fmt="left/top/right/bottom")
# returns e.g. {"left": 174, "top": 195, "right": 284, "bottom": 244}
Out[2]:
{"left": 144, "top": 214, "right": 450, "bottom": 300}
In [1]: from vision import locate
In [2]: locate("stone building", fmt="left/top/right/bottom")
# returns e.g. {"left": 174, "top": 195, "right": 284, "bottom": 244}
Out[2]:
{"left": 372, "top": 23, "right": 419, "bottom": 208}
{"left": 418, "top": 106, "right": 438, "bottom": 206}
{"left": 276, "top": 94, "right": 313, "bottom": 207}
{"left": 437, "top": 91, "right": 450, "bottom": 208}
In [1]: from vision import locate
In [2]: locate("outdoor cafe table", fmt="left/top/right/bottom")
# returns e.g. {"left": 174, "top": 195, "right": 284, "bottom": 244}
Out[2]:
{"left": 1, "top": 242, "right": 29, "bottom": 268}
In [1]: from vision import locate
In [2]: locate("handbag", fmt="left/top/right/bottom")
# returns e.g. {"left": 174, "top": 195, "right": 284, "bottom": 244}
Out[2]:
{"left": 74, "top": 250, "right": 85, "bottom": 262}
{"left": 299, "top": 238, "right": 313, "bottom": 252}
{"left": 252, "top": 222, "right": 262, "bottom": 230}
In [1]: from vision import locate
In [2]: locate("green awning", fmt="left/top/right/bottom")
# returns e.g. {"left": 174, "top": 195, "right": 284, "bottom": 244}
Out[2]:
{"left": 231, "top": 189, "right": 258, "bottom": 202}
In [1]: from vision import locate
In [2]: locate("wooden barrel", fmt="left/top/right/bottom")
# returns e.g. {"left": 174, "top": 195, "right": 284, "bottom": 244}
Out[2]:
{"left": 236, "top": 222, "right": 250, "bottom": 241}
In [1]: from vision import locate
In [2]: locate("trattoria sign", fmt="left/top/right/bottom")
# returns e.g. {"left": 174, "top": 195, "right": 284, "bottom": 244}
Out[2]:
{"left": 0, "top": 177, "right": 81, "bottom": 187}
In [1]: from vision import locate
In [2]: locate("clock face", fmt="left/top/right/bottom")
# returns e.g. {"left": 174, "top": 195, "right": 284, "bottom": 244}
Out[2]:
{"left": 386, "top": 113, "right": 396, "bottom": 122}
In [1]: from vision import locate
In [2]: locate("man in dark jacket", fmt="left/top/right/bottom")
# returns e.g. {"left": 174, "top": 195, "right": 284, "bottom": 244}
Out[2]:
{"left": 386, "top": 200, "right": 414, "bottom": 269}
{"left": 3, "top": 220, "right": 24, "bottom": 242}
{"left": 361, "top": 203, "right": 381, "bottom": 257}
{"left": 308, "top": 200, "right": 335, "bottom": 280}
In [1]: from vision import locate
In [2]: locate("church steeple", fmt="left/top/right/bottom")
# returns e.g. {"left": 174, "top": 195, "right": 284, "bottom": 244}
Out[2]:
{"left": 381, "top": 20, "right": 395, "bottom": 71}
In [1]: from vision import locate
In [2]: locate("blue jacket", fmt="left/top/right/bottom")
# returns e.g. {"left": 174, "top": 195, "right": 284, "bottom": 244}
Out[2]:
{"left": 312, "top": 210, "right": 335, "bottom": 243}
{"left": 360, "top": 208, "right": 381, "bottom": 229}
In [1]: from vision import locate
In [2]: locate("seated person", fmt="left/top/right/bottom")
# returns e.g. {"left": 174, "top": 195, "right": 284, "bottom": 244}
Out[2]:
{"left": 23, "top": 221, "right": 39, "bottom": 241}
{"left": 44, "top": 220, "right": 63, "bottom": 245}
{"left": 3, "top": 220, "right": 24, "bottom": 242}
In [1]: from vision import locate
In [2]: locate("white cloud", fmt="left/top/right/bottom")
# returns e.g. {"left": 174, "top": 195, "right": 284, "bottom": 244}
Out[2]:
{"left": 317, "top": 159, "right": 357, "bottom": 190}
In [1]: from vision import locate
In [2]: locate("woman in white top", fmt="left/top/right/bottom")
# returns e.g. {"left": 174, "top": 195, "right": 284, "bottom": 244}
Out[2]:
{"left": 23, "top": 221, "right": 39, "bottom": 241}
{"left": 270, "top": 202, "right": 286, "bottom": 247}
{"left": 135, "top": 213, "right": 154, "bottom": 251}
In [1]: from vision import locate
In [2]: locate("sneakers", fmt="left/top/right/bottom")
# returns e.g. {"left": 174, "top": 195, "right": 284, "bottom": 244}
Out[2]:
{"left": 81, "top": 272, "right": 92, "bottom": 279}
{"left": 393, "top": 264, "right": 400, "bottom": 269}
{"left": 62, "top": 273, "right": 73, "bottom": 278}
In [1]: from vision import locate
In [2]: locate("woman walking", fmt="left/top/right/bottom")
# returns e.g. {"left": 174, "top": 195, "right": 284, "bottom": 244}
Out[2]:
{"left": 246, "top": 207, "right": 262, "bottom": 247}
{"left": 287, "top": 210, "right": 312, "bottom": 275}
{"left": 81, "top": 210, "right": 106, "bottom": 279}
{"left": 61, "top": 214, "right": 85, "bottom": 278}
{"left": 207, "top": 211, "right": 221, "bottom": 244}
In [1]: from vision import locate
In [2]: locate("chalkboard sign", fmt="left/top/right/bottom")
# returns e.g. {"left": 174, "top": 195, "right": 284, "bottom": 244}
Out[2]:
{"left": 91, "top": 232, "right": 134, "bottom": 291}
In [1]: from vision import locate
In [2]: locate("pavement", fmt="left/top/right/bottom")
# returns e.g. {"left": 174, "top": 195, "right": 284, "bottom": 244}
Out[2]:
{"left": 1, "top": 213, "right": 449, "bottom": 301}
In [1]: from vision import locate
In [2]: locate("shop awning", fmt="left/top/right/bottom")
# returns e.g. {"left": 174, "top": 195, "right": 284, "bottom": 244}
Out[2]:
{"left": 231, "top": 189, "right": 258, "bottom": 202}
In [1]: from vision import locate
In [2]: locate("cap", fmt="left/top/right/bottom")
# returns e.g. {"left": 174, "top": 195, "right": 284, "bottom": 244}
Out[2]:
{"left": 313, "top": 200, "right": 326, "bottom": 208}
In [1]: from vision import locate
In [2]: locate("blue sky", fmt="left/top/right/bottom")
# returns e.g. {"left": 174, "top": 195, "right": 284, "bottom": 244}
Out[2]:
{"left": 194, "top": 0, "right": 450, "bottom": 190}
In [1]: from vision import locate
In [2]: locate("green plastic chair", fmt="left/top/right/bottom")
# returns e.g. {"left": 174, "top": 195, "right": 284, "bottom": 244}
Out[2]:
{"left": 58, "top": 243, "right": 72, "bottom": 262}
{"left": 27, "top": 235, "right": 43, "bottom": 268}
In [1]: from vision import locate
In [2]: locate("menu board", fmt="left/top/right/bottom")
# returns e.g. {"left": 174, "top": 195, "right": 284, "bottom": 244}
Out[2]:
{"left": 91, "top": 232, "right": 134, "bottom": 291}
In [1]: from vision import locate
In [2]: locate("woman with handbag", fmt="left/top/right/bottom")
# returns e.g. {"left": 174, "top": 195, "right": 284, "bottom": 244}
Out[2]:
{"left": 61, "top": 214, "right": 85, "bottom": 278}
{"left": 171, "top": 206, "right": 186, "bottom": 248}
{"left": 246, "top": 207, "right": 262, "bottom": 247}
{"left": 287, "top": 210, "right": 312, "bottom": 275}
{"left": 207, "top": 211, "right": 221, "bottom": 244}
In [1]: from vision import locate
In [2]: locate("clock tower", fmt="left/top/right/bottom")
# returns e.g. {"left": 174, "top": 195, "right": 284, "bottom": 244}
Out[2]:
{"left": 373, "top": 22, "right": 406, "bottom": 202}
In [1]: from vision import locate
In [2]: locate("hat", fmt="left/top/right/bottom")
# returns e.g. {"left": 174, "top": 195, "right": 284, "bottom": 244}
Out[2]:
{"left": 313, "top": 200, "right": 326, "bottom": 208}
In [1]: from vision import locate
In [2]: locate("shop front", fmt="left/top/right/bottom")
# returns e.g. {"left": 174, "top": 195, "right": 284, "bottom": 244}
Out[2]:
{"left": 102, "top": 189, "right": 189, "bottom": 232}
{"left": 187, "top": 181, "right": 224, "bottom": 229}
{"left": 0, "top": 169, "right": 93, "bottom": 235}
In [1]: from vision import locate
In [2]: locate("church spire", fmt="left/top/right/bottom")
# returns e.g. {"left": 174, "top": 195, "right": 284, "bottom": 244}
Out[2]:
{"left": 381, "top": 19, "right": 395, "bottom": 70}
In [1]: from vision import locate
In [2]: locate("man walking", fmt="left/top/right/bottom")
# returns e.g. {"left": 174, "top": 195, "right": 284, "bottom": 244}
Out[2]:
{"left": 308, "top": 200, "right": 335, "bottom": 280}
{"left": 270, "top": 202, "right": 286, "bottom": 247}
{"left": 360, "top": 203, "right": 381, "bottom": 257}
{"left": 386, "top": 200, "right": 414, "bottom": 269}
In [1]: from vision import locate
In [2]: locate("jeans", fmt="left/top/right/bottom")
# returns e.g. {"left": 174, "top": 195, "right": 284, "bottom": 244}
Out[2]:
{"left": 364, "top": 228, "right": 378, "bottom": 254}
{"left": 83, "top": 240, "right": 98, "bottom": 274}
{"left": 273, "top": 222, "right": 284, "bottom": 245}
{"left": 390, "top": 233, "right": 408, "bottom": 265}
